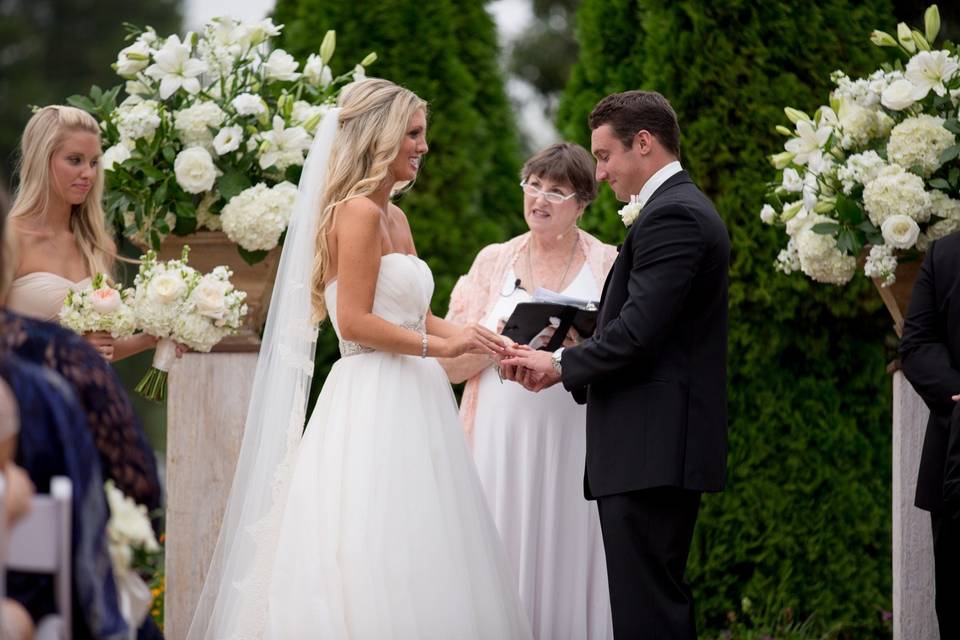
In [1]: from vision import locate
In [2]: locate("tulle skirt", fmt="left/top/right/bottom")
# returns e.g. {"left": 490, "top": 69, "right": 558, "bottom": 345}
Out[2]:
{"left": 266, "top": 351, "right": 532, "bottom": 639}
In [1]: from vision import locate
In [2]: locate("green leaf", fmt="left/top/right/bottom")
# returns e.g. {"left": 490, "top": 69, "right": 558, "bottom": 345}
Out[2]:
{"left": 928, "top": 178, "right": 951, "bottom": 190}
{"left": 66, "top": 95, "right": 97, "bottom": 112}
{"left": 218, "top": 171, "right": 253, "bottom": 201}
{"left": 174, "top": 201, "right": 197, "bottom": 218}
{"left": 174, "top": 216, "right": 198, "bottom": 235}
{"left": 811, "top": 222, "right": 840, "bottom": 235}
{"left": 834, "top": 195, "right": 863, "bottom": 225}
{"left": 939, "top": 144, "right": 960, "bottom": 164}
{"left": 237, "top": 246, "right": 269, "bottom": 266}
{"left": 162, "top": 146, "right": 176, "bottom": 163}
{"left": 837, "top": 228, "right": 861, "bottom": 256}
{"left": 944, "top": 119, "right": 960, "bottom": 135}
{"left": 284, "top": 164, "right": 303, "bottom": 183}
{"left": 950, "top": 167, "right": 960, "bottom": 187}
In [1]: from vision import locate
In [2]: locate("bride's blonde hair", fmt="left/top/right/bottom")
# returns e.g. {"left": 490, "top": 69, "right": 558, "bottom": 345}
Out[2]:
{"left": 9, "top": 105, "right": 115, "bottom": 278}
{"left": 311, "top": 78, "right": 427, "bottom": 320}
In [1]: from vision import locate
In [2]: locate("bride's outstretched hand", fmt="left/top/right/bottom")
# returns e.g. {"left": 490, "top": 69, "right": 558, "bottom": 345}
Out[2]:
{"left": 441, "top": 323, "right": 508, "bottom": 358}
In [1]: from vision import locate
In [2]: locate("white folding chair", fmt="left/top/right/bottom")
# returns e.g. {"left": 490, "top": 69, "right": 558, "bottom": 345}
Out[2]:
{"left": 7, "top": 476, "right": 72, "bottom": 640}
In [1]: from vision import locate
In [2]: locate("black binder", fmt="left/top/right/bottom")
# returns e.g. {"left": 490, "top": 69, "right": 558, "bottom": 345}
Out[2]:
{"left": 501, "top": 302, "right": 598, "bottom": 352}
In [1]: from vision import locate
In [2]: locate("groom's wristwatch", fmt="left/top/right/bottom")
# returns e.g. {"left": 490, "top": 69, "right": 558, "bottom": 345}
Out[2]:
{"left": 551, "top": 347, "right": 564, "bottom": 376}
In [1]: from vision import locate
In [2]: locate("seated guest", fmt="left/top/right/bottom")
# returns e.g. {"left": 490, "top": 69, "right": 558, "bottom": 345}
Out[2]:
{"left": 441, "top": 143, "right": 616, "bottom": 639}
{"left": 0, "top": 378, "right": 36, "bottom": 640}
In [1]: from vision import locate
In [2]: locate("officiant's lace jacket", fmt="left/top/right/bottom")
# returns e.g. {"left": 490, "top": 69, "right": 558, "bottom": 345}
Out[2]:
{"left": 0, "top": 309, "right": 162, "bottom": 511}
{"left": 446, "top": 230, "right": 616, "bottom": 440}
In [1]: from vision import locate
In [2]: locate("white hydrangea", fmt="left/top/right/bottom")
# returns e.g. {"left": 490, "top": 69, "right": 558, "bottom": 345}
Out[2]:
{"left": 862, "top": 164, "right": 931, "bottom": 226}
{"left": 174, "top": 101, "right": 228, "bottom": 149}
{"left": 231, "top": 93, "right": 268, "bottom": 117}
{"left": 105, "top": 480, "right": 160, "bottom": 573}
{"left": 836, "top": 101, "right": 889, "bottom": 149}
{"left": 116, "top": 100, "right": 161, "bottom": 141}
{"left": 863, "top": 244, "right": 898, "bottom": 287}
{"left": 220, "top": 181, "right": 298, "bottom": 251}
{"left": 795, "top": 215, "right": 857, "bottom": 285}
{"left": 783, "top": 202, "right": 811, "bottom": 237}
{"left": 775, "top": 238, "right": 801, "bottom": 275}
{"left": 837, "top": 150, "right": 886, "bottom": 194}
{"left": 831, "top": 69, "right": 900, "bottom": 110}
{"left": 886, "top": 114, "right": 956, "bottom": 177}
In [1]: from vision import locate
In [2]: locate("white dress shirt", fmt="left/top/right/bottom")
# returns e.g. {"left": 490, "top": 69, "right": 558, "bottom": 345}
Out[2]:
{"left": 632, "top": 160, "right": 683, "bottom": 209}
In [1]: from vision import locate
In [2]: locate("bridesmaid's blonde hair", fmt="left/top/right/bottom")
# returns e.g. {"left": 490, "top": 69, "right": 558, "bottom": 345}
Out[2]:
{"left": 311, "top": 78, "right": 427, "bottom": 321}
{"left": 9, "top": 105, "right": 114, "bottom": 278}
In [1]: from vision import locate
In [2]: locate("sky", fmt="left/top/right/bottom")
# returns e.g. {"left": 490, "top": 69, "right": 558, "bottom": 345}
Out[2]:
{"left": 185, "top": 0, "right": 557, "bottom": 147}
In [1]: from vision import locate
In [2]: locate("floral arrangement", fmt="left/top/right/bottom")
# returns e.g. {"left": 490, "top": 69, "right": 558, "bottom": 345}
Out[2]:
{"left": 68, "top": 18, "right": 374, "bottom": 262}
{"left": 58, "top": 273, "right": 137, "bottom": 338}
{"left": 761, "top": 5, "right": 960, "bottom": 287}
{"left": 104, "top": 480, "right": 161, "bottom": 632}
{"left": 131, "top": 247, "right": 248, "bottom": 401}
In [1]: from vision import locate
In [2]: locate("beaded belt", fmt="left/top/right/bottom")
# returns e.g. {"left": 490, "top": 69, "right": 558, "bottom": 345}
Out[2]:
{"left": 339, "top": 317, "right": 426, "bottom": 357}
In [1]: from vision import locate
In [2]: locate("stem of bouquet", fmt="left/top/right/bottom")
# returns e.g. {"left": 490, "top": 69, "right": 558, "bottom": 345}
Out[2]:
{"left": 134, "top": 338, "right": 178, "bottom": 402}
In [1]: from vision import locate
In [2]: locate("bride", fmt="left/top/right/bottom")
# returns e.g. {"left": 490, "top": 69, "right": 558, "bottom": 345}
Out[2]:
{"left": 188, "top": 78, "right": 533, "bottom": 639}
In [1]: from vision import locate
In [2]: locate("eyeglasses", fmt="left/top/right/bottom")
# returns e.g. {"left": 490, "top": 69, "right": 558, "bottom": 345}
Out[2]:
{"left": 520, "top": 181, "right": 577, "bottom": 205}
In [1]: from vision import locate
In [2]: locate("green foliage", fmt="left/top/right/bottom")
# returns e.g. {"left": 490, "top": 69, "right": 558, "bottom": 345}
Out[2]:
{"left": 558, "top": 1, "right": 897, "bottom": 636}
{"left": 273, "top": 0, "right": 525, "bottom": 392}
{"left": 0, "top": 0, "right": 182, "bottom": 187}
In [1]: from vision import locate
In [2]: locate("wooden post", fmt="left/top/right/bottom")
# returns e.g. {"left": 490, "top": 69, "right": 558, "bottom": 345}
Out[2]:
{"left": 164, "top": 351, "right": 257, "bottom": 640}
{"left": 892, "top": 371, "right": 939, "bottom": 639}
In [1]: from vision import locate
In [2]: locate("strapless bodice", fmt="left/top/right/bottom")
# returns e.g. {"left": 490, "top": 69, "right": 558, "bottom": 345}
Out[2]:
{"left": 324, "top": 253, "right": 434, "bottom": 356}
{"left": 6, "top": 272, "right": 92, "bottom": 322}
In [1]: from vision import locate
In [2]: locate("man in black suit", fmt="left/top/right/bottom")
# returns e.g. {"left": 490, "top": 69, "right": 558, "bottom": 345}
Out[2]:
{"left": 899, "top": 230, "right": 960, "bottom": 639}
{"left": 502, "top": 90, "right": 729, "bottom": 638}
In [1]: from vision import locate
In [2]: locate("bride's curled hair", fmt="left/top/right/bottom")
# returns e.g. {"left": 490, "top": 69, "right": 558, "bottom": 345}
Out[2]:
{"left": 311, "top": 78, "right": 427, "bottom": 321}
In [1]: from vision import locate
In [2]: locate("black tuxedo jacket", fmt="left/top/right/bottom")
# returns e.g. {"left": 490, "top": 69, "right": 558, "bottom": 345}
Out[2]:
{"left": 561, "top": 171, "right": 730, "bottom": 498}
{"left": 900, "top": 230, "right": 960, "bottom": 513}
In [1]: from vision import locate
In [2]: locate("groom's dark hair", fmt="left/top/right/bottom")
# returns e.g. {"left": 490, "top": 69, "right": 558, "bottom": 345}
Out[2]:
{"left": 589, "top": 91, "right": 681, "bottom": 160}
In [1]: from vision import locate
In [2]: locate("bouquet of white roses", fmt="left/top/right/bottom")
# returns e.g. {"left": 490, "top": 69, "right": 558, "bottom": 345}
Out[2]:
{"left": 761, "top": 4, "right": 960, "bottom": 287}
{"left": 104, "top": 480, "right": 160, "bottom": 632}
{"left": 131, "top": 247, "right": 248, "bottom": 401}
{"left": 58, "top": 273, "right": 137, "bottom": 338}
{"left": 68, "top": 18, "right": 375, "bottom": 263}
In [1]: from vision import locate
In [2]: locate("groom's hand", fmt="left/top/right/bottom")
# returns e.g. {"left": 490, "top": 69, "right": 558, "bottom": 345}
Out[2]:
{"left": 953, "top": 393, "right": 959, "bottom": 401}
{"left": 502, "top": 346, "right": 561, "bottom": 391}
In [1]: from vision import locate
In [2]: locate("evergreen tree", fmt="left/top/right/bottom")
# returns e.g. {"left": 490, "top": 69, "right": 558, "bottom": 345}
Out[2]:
{"left": 558, "top": 2, "right": 896, "bottom": 636}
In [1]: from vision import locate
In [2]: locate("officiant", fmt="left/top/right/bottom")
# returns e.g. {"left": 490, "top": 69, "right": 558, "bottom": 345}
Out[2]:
{"left": 441, "top": 142, "right": 617, "bottom": 640}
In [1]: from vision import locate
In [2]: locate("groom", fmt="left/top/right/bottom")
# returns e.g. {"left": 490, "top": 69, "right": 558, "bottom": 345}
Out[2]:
{"left": 502, "top": 90, "right": 730, "bottom": 638}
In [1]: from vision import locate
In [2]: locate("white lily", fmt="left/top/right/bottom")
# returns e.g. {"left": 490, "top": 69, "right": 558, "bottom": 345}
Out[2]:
{"left": 905, "top": 50, "right": 960, "bottom": 99}
{"left": 258, "top": 116, "right": 311, "bottom": 170}
{"left": 784, "top": 120, "right": 832, "bottom": 167}
{"left": 115, "top": 41, "right": 152, "bottom": 79}
{"left": 263, "top": 49, "right": 300, "bottom": 82}
{"left": 144, "top": 35, "right": 207, "bottom": 99}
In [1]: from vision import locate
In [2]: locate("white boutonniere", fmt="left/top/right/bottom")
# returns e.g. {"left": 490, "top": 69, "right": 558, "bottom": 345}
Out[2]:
{"left": 618, "top": 194, "right": 643, "bottom": 227}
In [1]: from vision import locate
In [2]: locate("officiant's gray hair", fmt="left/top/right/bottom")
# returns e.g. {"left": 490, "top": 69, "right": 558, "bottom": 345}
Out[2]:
{"left": 589, "top": 91, "right": 681, "bottom": 160}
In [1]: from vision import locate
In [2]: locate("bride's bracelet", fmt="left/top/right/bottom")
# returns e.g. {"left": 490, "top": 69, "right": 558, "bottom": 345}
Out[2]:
{"left": 420, "top": 331, "right": 428, "bottom": 358}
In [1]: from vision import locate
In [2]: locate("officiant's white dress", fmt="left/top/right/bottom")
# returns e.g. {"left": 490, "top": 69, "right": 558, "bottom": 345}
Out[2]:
{"left": 265, "top": 252, "right": 532, "bottom": 639}
{"left": 471, "top": 265, "right": 613, "bottom": 640}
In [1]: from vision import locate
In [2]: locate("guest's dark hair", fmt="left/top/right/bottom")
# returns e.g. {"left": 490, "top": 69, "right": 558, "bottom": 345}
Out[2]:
{"left": 521, "top": 142, "right": 598, "bottom": 204}
{"left": 588, "top": 90, "right": 681, "bottom": 160}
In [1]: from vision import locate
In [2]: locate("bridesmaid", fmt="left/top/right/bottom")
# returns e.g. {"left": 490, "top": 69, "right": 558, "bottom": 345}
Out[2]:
{"left": 3, "top": 105, "right": 173, "bottom": 361}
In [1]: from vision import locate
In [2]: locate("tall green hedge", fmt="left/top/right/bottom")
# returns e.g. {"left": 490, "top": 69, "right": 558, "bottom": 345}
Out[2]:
{"left": 558, "top": 2, "right": 895, "bottom": 636}
{"left": 273, "top": 0, "right": 524, "bottom": 396}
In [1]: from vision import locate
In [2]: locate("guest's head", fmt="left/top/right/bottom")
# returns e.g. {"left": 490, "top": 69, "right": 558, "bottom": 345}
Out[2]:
{"left": 589, "top": 91, "right": 680, "bottom": 202}
{"left": 520, "top": 142, "right": 596, "bottom": 240}
{"left": 9, "top": 105, "right": 113, "bottom": 276}
{"left": 312, "top": 78, "right": 428, "bottom": 319}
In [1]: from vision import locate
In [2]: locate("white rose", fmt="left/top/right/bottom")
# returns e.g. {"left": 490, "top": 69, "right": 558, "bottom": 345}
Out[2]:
{"left": 192, "top": 278, "right": 229, "bottom": 320}
{"left": 149, "top": 273, "right": 187, "bottom": 304}
{"left": 91, "top": 287, "right": 122, "bottom": 314}
{"left": 231, "top": 93, "right": 268, "bottom": 117}
{"left": 213, "top": 125, "right": 243, "bottom": 155}
{"left": 781, "top": 168, "right": 803, "bottom": 193}
{"left": 881, "top": 78, "right": 918, "bottom": 111}
{"left": 174, "top": 147, "right": 217, "bottom": 194}
{"left": 881, "top": 214, "right": 921, "bottom": 249}
{"left": 102, "top": 142, "right": 132, "bottom": 172}
{"left": 617, "top": 198, "right": 643, "bottom": 227}
{"left": 264, "top": 49, "right": 300, "bottom": 81}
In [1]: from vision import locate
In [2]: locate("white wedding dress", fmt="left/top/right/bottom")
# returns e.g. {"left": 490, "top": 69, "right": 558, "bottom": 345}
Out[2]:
{"left": 263, "top": 253, "right": 532, "bottom": 638}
